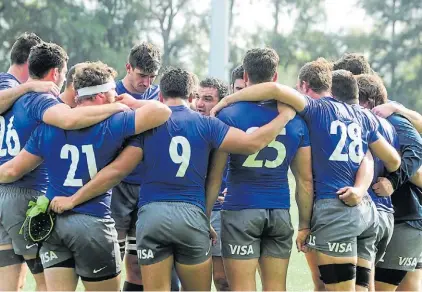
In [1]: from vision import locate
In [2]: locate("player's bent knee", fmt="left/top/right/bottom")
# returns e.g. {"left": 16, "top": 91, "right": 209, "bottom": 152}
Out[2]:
{"left": 319, "top": 263, "right": 356, "bottom": 284}
{"left": 0, "top": 249, "right": 25, "bottom": 267}
{"left": 81, "top": 271, "right": 121, "bottom": 282}
{"left": 375, "top": 267, "right": 407, "bottom": 286}
{"left": 25, "top": 257, "right": 44, "bottom": 275}
{"left": 356, "top": 266, "right": 371, "bottom": 288}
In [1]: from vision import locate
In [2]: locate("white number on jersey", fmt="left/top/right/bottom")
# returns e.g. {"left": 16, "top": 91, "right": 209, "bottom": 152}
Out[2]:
{"left": 169, "top": 136, "right": 191, "bottom": 177}
{"left": 242, "top": 127, "right": 287, "bottom": 168}
{"left": 0, "top": 115, "right": 21, "bottom": 157}
{"left": 329, "top": 120, "right": 364, "bottom": 163}
{"left": 61, "top": 144, "right": 98, "bottom": 187}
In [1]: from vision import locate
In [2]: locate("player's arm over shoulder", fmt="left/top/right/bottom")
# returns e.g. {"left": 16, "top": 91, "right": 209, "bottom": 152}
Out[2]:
{"left": 134, "top": 100, "right": 171, "bottom": 134}
{"left": 217, "top": 103, "right": 296, "bottom": 155}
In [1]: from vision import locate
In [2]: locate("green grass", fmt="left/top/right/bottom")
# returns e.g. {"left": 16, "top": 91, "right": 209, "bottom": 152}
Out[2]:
{"left": 23, "top": 173, "right": 314, "bottom": 291}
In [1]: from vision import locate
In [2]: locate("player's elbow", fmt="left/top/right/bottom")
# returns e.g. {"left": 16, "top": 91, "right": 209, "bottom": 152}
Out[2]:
{"left": 1, "top": 166, "right": 22, "bottom": 183}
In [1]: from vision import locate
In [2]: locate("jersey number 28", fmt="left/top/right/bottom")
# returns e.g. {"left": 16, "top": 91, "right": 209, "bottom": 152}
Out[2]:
{"left": 329, "top": 120, "right": 364, "bottom": 163}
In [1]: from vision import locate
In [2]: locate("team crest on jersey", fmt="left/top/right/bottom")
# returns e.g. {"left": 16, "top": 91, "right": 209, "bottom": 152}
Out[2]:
{"left": 228, "top": 244, "right": 254, "bottom": 255}
{"left": 138, "top": 249, "right": 154, "bottom": 260}
{"left": 40, "top": 251, "right": 58, "bottom": 264}
{"left": 399, "top": 257, "right": 417, "bottom": 267}
{"left": 328, "top": 242, "right": 353, "bottom": 253}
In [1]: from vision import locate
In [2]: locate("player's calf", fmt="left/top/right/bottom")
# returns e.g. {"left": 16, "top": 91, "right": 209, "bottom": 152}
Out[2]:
{"left": 212, "top": 257, "right": 229, "bottom": 291}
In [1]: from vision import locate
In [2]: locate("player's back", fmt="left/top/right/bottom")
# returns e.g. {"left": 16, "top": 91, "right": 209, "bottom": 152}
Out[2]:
{"left": 299, "top": 96, "right": 379, "bottom": 200}
{"left": 368, "top": 113, "right": 399, "bottom": 213}
{"left": 0, "top": 91, "right": 58, "bottom": 192}
{"left": 138, "top": 105, "right": 229, "bottom": 210}
{"left": 25, "top": 111, "right": 136, "bottom": 217}
{"left": 217, "top": 101, "right": 309, "bottom": 210}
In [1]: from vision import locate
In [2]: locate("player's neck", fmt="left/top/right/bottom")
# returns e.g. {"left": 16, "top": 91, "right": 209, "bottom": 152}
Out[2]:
{"left": 7, "top": 65, "right": 27, "bottom": 84}
{"left": 60, "top": 90, "right": 77, "bottom": 108}
{"left": 162, "top": 98, "right": 189, "bottom": 107}
{"left": 310, "top": 91, "right": 331, "bottom": 99}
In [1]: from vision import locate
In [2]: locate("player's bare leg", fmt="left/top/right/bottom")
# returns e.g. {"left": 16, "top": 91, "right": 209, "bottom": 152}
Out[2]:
{"left": 212, "top": 256, "right": 229, "bottom": 291}
{"left": 375, "top": 279, "right": 399, "bottom": 291}
{"left": 123, "top": 233, "right": 143, "bottom": 291}
{"left": 141, "top": 255, "right": 173, "bottom": 291}
{"left": 224, "top": 258, "right": 259, "bottom": 291}
{"left": 18, "top": 263, "right": 27, "bottom": 290}
{"left": 316, "top": 252, "right": 357, "bottom": 291}
{"left": 83, "top": 274, "right": 121, "bottom": 291}
{"left": 22, "top": 255, "right": 46, "bottom": 291}
{"left": 176, "top": 257, "right": 212, "bottom": 291}
{"left": 305, "top": 249, "right": 326, "bottom": 291}
{"left": 44, "top": 267, "right": 78, "bottom": 291}
{"left": 0, "top": 244, "right": 24, "bottom": 291}
{"left": 259, "top": 256, "right": 289, "bottom": 291}
{"left": 396, "top": 269, "right": 422, "bottom": 292}
{"left": 356, "top": 257, "right": 372, "bottom": 291}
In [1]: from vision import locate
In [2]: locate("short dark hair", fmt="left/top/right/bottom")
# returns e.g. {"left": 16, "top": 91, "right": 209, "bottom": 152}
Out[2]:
{"left": 298, "top": 58, "right": 333, "bottom": 93}
{"left": 231, "top": 65, "right": 244, "bottom": 85}
{"left": 355, "top": 74, "right": 387, "bottom": 109}
{"left": 331, "top": 70, "right": 359, "bottom": 104}
{"left": 65, "top": 63, "right": 85, "bottom": 88}
{"left": 160, "top": 68, "right": 193, "bottom": 99}
{"left": 28, "top": 42, "right": 68, "bottom": 79}
{"left": 128, "top": 42, "right": 161, "bottom": 74}
{"left": 73, "top": 61, "right": 117, "bottom": 103}
{"left": 243, "top": 48, "right": 279, "bottom": 84}
{"left": 10, "top": 32, "right": 43, "bottom": 65}
{"left": 199, "top": 77, "right": 229, "bottom": 100}
{"left": 333, "top": 53, "right": 372, "bottom": 75}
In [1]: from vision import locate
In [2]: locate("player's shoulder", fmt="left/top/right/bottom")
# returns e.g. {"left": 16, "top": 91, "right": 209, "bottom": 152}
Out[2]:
{"left": 387, "top": 113, "right": 413, "bottom": 128}
{"left": 0, "top": 72, "right": 20, "bottom": 89}
{"left": 115, "top": 80, "right": 126, "bottom": 95}
{"left": 218, "top": 101, "right": 258, "bottom": 118}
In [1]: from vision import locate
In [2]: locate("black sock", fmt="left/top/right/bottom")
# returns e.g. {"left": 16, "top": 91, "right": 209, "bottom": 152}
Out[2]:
{"left": 123, "top": 281, "right": 144, "bottom": 291}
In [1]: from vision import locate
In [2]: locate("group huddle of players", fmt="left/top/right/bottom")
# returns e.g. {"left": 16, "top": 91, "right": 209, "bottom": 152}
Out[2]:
{"left": 0, "top": 32, "right": 421, "bottom": 292}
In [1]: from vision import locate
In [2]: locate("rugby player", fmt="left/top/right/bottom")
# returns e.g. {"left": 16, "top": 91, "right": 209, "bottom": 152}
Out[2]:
{"left": 0, "top": 43, "right": 129, "bottom": 291}
{"left": 111, "top": 42, "right": 163, "bottom": 292}
{"left": 211, "top": 66, "right": 402, "bottom": 291}
{"left": 64, "top": 67, "right": 297, "bottom": 291}
{"left": 196, "top": 77, "right": 230, "bottom": 291}
{"left": 205, "top": 48, "right": 313, "bottom": 291}
{"left": 334, "top": 53, "right": 422, "bottom": 291}
{"left": 58, "top": 63, "right": 85, "bottom": 107}
{"left": 0, "top": 32, "right": 61, "bottom": 116}
{"left": 0, "top": 61, "right": 171, "bottom": 291}
{"left": 230, "top": 65, "right": 245, "bottom": 93}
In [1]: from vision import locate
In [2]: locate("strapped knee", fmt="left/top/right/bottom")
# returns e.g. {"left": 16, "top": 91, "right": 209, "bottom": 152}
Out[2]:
{"left": 375, "top": 267, "right": 407, "bottom": 286}
{"left": 319, "top": 263, "right": 356, "bottom": 284}
{"left": 25, "top": 257, "right": 44, "bottom": 275}
{"left": 0, "top": 249, "right": 24, "bottom": 267}
{"left": 356, "top": 266, "right": 371, "bottom": 288}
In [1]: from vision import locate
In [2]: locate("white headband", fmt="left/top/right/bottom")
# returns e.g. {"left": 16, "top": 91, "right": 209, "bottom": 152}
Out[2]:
{"left": 77, "top": 81, "right": 116, "bottom": 97}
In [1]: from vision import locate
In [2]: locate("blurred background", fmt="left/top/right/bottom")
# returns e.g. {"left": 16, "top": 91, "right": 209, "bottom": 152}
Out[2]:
{"left": 1, "top": 0, "right": 421, "bottom": 111}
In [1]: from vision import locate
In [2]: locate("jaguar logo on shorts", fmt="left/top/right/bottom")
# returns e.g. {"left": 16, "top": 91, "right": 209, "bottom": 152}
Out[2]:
{"left": 399, "top": 257, "right": 417, "bottom": 267}
{"left": 137, "top": 249, "right": 154, "bottom": 259}
{"left": 228, "top": 244, "right": 254, "bottom": 255}
{"left": 328, "top": 242, "right": 352, "bottom": 253}
{"left": 40, "top": 251, "right": 58, "bottom": 264}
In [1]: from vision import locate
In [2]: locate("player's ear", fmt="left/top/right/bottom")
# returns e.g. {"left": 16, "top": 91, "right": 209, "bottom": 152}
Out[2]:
{"left": 272, "top": 72, "right": 278, "bottom": 82}
{"left": 49, "top": 68, "right": 59, "bottom": 82}
{"left": 187, "top": 94, "right": 193, "bottom": 103}
{"left": 125, "top": 63, "right": 132, "bottom": 74}
{"left": 243, "top": 71, "right": 249, "bottom": 84}
{"left": 159, "top": 92, "right": 164, "bottom": 103}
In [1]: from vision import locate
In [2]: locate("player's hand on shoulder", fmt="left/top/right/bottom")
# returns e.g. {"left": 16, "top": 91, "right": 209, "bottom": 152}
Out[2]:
{"left": 210, "top": 97, "right": 229, "bottom": 117}
{"left": 336, "top": 186, "right": 365, "bottom": 206}
{"left": 49, "top": 196, "right": 75, "bottom": 214}
{"left": 372, "top": 102, "right": 402, "bottom": 118}
{"left": 296, "top": 228, "right": 310, "bottom": 253}
{"left": 372, "top": 177, "right": 394, "bottom": 197}
{"left": 116, "top": 93, "right": 138, "bottom": 109}
{"left": 277, "top": 102, "right": 296, "bottom": 120}
{"left": 26, "top": 81, "right": 60, "bottom": 96}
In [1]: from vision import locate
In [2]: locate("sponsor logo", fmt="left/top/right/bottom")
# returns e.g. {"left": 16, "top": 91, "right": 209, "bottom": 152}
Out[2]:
{"left": 308, "top": 235, "right": 316, "bottom": 246}
{"left": 399, "top": 257, "right": 417, "bottom": 267}
{"left": 137, "top": 249, "right": 154, "bottom": 260}
{"left": 228, "top": 244, "right": 254, "bottom": 256}
{"left": 327, "top": 242, "right": 353, "bottom": 253}
{"left": 93, "top": 266, "right": 107, "bottom": 274}
{"left": 40, "top": 251, "right": 58, "bottom": 264}
{"left": 26, "top": 243, "right": 37, "bottom": 249}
